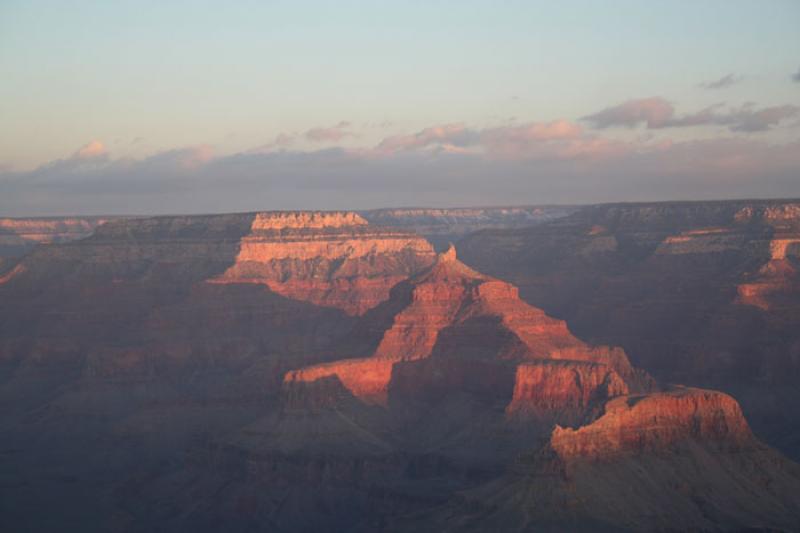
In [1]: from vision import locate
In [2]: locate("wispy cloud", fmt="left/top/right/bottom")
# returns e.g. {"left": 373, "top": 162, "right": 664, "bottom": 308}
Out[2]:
{"left": 372, "top": 120, "right": 624, "bottom": 160}
{"left": 582, "top": 98, "right": 675, "bottom": 129}
{"left": 248, "top": 122, "right": 356, "bottom": 152}
{"left": 305, "top": 121, "right": 354, "bottom": 142}
{"left": 793, "top": 66, "right": 800, "bottom": 83}
{"left": 699, "top": 73, "right": 742, "bottom": 90}
{"left": 724, "top": 104, "right": 800, "bottom": 132}
{"left": 583, "top": 98, "right": 799, "bottom": 132}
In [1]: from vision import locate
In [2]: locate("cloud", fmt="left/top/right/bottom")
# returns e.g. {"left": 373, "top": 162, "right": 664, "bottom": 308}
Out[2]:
{"left": 664, "top": 103, "right": 800, "bottom": 132}
{"left": 3, "top": 124, "right": 799, "bottom": 217}
{"left": 582, "top": 97, "right": 675, "bottom": 129}
{"left": 305, "top": 121, "right": 354, "bottom": 142}
{"left": 73, "top": 140, "right": 107, "bottom": 159}
{"left": 793, "top": 67, "right": 800, "bottom": 82}
{"left": 373, "top": 120, "right": 614, "bottom": 160}
{"left": 699, "top": 73, "right": 742, "bottom": 90}
{"left": 583, "top": 98, "right": 799, "bottom": 132}
{"left": 726, "top": 104, "right": 800, "bottom": 132}
{"left": 376, "top": 123, "right": 474, "bottom": 152}
{"left": 481, "top": 120, "right": 583, "bottom": 143}
{"left": 250, "top": 123, "right": 354, "bottom": 152}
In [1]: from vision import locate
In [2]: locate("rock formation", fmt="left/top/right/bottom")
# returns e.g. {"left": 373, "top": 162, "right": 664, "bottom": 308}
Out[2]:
{"left": 0, "top": 216, "right": 120, "bottom": 265}
{"left": 505, "top": 360, "right": 628, "bottom": 426}
{"left": 284, "top": 245, "right": 645, "bottom": 409}
{"left": 550, "top": 386, "right": 752, "bottom": 458}
{"left": 458, "top": 199, "right": 800, "bottom": 462}
{"left": 211, "top": 211, "right": 436, "bottom": 315}
{"left": 2, "top": 207, "right": 800, "bottom": 532}
{"left": 0, "top": 215, "right": 114, "bottom": 245}
{"left": 737, "top": 236, "right": 800, "bottom": 310}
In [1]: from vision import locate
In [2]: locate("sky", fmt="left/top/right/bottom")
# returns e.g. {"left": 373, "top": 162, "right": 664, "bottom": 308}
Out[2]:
{"left": 1, "top": 0, "right": 799, "bottom": 215}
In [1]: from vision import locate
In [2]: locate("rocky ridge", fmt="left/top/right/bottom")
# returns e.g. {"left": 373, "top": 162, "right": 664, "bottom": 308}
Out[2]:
{"left": 284, "top": 245, "right": 645, "bottom": 410}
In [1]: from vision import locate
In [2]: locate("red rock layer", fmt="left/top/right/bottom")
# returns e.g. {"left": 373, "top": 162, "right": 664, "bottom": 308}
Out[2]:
{"left": 550, "top": 387, "right": 753, "bottom": 459}
{"left": 737, "top": 238, "right": 799, "bottom": 311}
{"left": 464, "top": 279, "right": 583, "bottom": 357}
{"left": 371, "top": 246, "right": 483, "bottom": 361}
{"left": 285, "top": 246, "right": 648, "bottom": 410}
{"left": 545, "top": 345, "right": 649, "bottom": 391}
{"left": 506, "top": 360, "right": 628, "bottom": 425}
{"left": 284, "top": 358, "right": 395, "bottom": 405}
{"left": 284, "top": 247, "right": 481, "bottom": 404}
{"left": 211, "top": 212, "right": 436, "bottom": 315}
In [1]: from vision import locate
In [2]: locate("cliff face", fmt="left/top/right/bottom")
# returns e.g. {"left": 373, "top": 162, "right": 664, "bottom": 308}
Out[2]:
{"left": 0, "top": 216, "right": 114, "bottom": 245}
{"left": 263, "top": 241, "right": 800, "bottom": 532}
{"left": 284, "top": 246, "right": 644, "bottom": 408}
{"left": 506, "top": 361, "right": 628, "bottom": 426}
{"left": 0, "top": 216, "right": 119, "bottom": 266}
{"left": 3, "top": 212, "right": 255, "bottom": 285}
{"left": 737, "top": 236, "right": 800, "bottom": 310}
{"left": 211, "top": 212, "right": 436, "bottom": 315}
{"left": 401, "top": 388, "right": 799, "bottom": 533}
{"left": 0, "top": 211, "right": 438, "bottom": 382}
{"left": 458, "top": 198, "right": 800, "bottom": 460}
{"left": 550, "top": 387, "right": 752, "bottom": 459}
{"left": 411, "top": 405, "right": 800, "bottom": 533}
{"left": 2, "top": 211, "right": 436, "bottom": 314}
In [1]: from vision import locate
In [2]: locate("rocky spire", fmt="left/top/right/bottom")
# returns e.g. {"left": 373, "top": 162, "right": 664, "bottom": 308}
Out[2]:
{"left": 438, "top": 243, "right": 457, "bottom": 263}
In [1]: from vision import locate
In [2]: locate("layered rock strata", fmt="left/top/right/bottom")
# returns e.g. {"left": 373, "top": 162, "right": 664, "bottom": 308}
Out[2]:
{"left": 550, "top": 387, "right": 752, "bottom": 459}
{"left": 211, "top": 211, "right": 436, "bottom": 315}
{"left": 285, "top": 245, "right": 648, "bottom": 411}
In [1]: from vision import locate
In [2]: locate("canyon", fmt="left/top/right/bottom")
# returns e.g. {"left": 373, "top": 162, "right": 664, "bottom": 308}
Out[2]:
{"left": 1, "top": 203, "right": 800, "bottom": 531}
{"left": 458, "top": 199, "right": 800, "bottom": 462}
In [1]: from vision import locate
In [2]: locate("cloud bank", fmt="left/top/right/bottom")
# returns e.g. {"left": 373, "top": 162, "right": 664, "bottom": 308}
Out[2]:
{"left": 2, "top": 115, "right": 799, "bottom": 216}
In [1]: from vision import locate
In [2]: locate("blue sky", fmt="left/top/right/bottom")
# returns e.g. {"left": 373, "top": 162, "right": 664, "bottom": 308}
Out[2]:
{"left": 0, "top": 1, "right": 799, "bottom": 213}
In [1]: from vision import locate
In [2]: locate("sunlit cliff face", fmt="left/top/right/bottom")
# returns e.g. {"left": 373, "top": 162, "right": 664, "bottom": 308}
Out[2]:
{"left": 284, "top": 244, "right": 648, "bottom": 409}
{"left": 210, "top": 211, "right": 436, "bottom": 315}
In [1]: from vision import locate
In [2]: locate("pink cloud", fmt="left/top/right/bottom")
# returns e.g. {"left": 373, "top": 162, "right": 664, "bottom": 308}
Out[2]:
{"left": 377, "top": 123, "right": 472, "bottom": 152}
{"left": 482, "top": 120, "right": 583, "bottom": 143}
{"left": 73, "top": 140, "right": 107, "bottom": 159}
{"left": 375, "top": 120, "right": 618, "bottom": 160}
{"left": 478, "top": 120, "right": 587, "bottom": 158}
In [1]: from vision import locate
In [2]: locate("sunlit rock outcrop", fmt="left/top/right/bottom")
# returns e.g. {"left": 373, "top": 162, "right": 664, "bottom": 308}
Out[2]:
{"left": 211, "top": 211, "right": 436, "bottom": 315}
